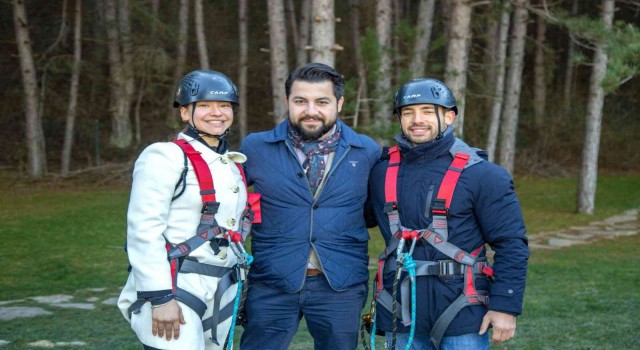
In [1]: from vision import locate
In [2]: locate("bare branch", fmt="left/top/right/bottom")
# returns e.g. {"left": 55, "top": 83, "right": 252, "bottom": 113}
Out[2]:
{"left": 616, "top": 75, "right": 635, "bottom": 87}
{"left": 38, "top": 0, "right": 68, "bottom": 65}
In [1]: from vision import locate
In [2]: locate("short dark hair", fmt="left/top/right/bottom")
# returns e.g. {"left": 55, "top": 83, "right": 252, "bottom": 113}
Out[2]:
{"left": 285, "top": 63, "right": 345, "bottom": 100}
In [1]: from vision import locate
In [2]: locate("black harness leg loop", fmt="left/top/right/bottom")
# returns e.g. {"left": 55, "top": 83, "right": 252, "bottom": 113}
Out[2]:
{"left": 429, "top": 294, "right": 470, "bottom": 350}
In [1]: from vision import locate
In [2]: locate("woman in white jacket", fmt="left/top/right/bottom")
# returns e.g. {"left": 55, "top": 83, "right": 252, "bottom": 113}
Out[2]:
{"left": 118, "top": 70, "right": 248, "bottom": 350}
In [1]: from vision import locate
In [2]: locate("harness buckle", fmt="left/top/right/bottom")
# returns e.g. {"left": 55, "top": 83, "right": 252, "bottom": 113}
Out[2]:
{"left": 438, "top": 260, "right": 460, "bottom": 276}
{"left": 481, "top": 264, "right": 494, "bottom": 278}
{"left": 202, "top": 201, "right": 220, "bottom": 214}
{"left": 244, "top": 206, "right": 255, "bottom": 221}
{"left": 439, "top": 260, "right": 450, "bottom": 275}
{"left": 383, "top": 201, "right": 398, "bottom": 213}
{"left": 431, "top": 198, "right": 449, "bottom": 219}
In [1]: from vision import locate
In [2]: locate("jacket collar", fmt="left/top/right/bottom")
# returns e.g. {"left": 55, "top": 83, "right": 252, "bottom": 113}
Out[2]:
{"left": 177, "top": 132, "right": 223, "bottom": 156}
{"left": 182, "top": 127, "right": 230, "bottom": 154}
{"left": 395, "top": 126, "right": 455, "bottom": 162}
{"left": 264, "top": 119, "right": 366, "bottom": 148}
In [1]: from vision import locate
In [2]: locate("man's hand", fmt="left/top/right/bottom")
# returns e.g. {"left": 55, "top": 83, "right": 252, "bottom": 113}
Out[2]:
{"left": 151, "top": 299, "right": 187, "bottom": 340}
{"left": 479, "top": 310, "right": 516, "bottom": 344}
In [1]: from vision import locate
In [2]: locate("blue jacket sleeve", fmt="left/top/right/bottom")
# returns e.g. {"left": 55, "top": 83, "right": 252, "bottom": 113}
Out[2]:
{"left": 473, "top": 164, "right": 529, "bottom": 316}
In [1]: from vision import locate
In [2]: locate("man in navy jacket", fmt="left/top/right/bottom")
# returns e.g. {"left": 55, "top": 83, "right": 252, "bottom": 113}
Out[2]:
{"left": 367, "top": 78, "right": 529, "bottom": 350}
{"left": 239, "top": 63, "right": 380, "bottom": 350}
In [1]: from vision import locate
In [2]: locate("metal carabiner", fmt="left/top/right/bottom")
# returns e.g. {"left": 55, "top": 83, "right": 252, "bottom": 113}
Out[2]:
{"left": 395, "top": 238, "right": 406, "bottom": 264}
{"left": 408, "top": 237, "right": 418, "bottom": 256}
{"left": 229, "top": 242, "right": 247, "bottom": 264}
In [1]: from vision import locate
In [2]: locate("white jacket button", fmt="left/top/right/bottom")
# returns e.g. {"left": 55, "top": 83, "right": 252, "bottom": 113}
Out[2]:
{"left": 231, "top": 185, "right": 240, "bottom": 193}
{"left": 227, "top": 218, "right": 236, "bottom": 226}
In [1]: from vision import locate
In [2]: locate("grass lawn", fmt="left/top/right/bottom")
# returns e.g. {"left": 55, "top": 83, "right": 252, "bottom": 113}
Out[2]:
{"left": 0, "top": 175, "right": 638, "bottom": 349}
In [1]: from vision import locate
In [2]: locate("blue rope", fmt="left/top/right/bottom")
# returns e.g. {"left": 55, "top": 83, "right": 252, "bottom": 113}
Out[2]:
{"left": 372, "top": 254, "right": 417, "bottom": 350}
{"left": 370, "top": 306, "right": 377, "bottom": 350}
{"left": 226, "top": 252, "right": 253, "bottom": 350}
{"left": 402, "top": 253, "right": 417, "bottom": 350}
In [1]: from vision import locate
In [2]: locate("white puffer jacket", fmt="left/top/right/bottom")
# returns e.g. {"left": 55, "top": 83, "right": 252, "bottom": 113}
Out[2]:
{"left": 118, "top": 133, "right": 247, "bottom": 349}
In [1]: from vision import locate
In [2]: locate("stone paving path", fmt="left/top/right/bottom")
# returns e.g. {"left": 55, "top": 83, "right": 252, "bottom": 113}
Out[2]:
{"left": 0, "top": 289, "right": 119, "bottom": 348}
{"left": 0, "top": 208, "right": 638, "bottom": 348}
{"left": 525, "top": 208, "right": 638, "bottom": 249}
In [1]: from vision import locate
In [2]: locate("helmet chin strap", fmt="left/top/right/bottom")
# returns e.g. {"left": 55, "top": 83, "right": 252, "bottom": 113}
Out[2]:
{"left": 434, "top": 105, "right": 444, "bottom": 140}
{"left": 188, "top": 103, "right": 230, "bottom": 140}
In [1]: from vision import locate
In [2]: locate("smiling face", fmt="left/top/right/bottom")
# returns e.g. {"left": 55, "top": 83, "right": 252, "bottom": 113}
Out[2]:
{"left": 399, "top": 104, "right": 455, "bottom": 145}
{"left": 180, "top": 100, "right": 234, "bottom": 137}
{"left": 286, "top": 80, "right": 344, "bottom": 141}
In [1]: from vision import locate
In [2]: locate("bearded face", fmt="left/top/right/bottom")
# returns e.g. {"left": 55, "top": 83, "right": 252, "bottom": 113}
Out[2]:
{"left": 286, "top": 80, "right": 343, "bottom": 141}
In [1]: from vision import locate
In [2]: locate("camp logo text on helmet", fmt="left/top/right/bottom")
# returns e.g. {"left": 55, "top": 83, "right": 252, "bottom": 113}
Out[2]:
{"left": 173, "top": 70, "right": 239, "bottom": 108}
{"left": 209, "top": 90, "right": 230, "bottom": 96}
{"left": 402, "top": 93, "right": 422, "bottom": 101}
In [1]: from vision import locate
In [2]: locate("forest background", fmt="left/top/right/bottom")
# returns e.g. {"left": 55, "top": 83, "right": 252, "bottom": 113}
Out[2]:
{"left": 3, "top": 0, "right": 639, "bottom": 214}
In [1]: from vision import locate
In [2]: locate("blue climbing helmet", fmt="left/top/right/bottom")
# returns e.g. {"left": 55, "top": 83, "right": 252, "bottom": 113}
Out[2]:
{"left": 173, "top": 70, "right": 239, "bottom": 108}
{"left": 393, "top": 78, "right": 457, "bottom": 115}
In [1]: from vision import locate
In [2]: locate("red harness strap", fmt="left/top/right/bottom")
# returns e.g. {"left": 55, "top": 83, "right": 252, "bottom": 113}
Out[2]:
{"left": 435, "top": 152, "right": 470, "bottom": 209}
{"left": 173, "top": 140, "right": 217, "bottom": 205}
{"left": 376, "top": 146, "right": 402, "bottom": 296}
{"left": 384, "top": 146, "right": 401, "bottom": 207}
{"left": 382, "top": 148, "right": 470, "bottom": 241}
{"left": 172, "top": 140, "right": 260, "bottom": 225}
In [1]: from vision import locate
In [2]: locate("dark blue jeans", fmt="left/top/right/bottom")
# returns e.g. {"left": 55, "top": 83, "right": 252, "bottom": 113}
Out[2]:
{"left": 240, "top": 275, "right": 367, "bottom": 350}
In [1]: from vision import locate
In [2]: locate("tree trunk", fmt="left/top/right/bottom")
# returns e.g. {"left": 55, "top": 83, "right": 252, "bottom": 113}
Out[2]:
{"left": 486, "top": 1, "right": 510, "bottom": 162}
{"left": 166, "top": 0, "right": 189, "bottom": 128}
{"left": 392, "top": 0, "right": 401, "bottom": 82}
{"left": 134, "top": 75, "right": 145, "bottom": 145}
{"left": 61, "top": 0, "right": 82, "bottom": 176}
{"left": 103, "top": 0, "right": 133, "bottom": 149}
{"left": 150, "top": 0, "right": 159, "bottom": 36}
{"left": 498, "top": 0, "right": 528, "bottom": 175}
{"left": 286, "top": 0, "right": 299, "bottom": 55}
{"left": 577, "top": 0, "right": 614, "bottom": 214}
{"left": 310, "top": 0, "right": 335, "bottom": 67}
{"left": 484, "top": 7, "right": 500, "bottom": 92}
{"left": 374, "top": 0, "right": 392, "bottom": 129}
{"left": 238, "top": 0, "right": 249, "bottom": 139}
{"left": 194, "top": 0, "right": 210, "bottom": 70}
{"left": 296, "top": 0, "right": 311, "bottom": 67}
{"left": 118, "top": 0, "right": 134, "bottom": 110}
{"left": 533, "top": 12, "right": 546, "bottom": 129}
{"left": 444, "top": 0, "right": 472, "bottom": 139}
{"left": 409, "top": 0, "right": 435, "bottom": 78}
{"left": 350, "top": 0, "right": 371, "bottom": 127}
{"left": 267, "top": 0, "right": 289, "bottom": 124}
{"left": 13, "top": 0, "right": 47, "bottom": 178}
{"left": 562, "top": 0, "right": 579, "bottom": 119}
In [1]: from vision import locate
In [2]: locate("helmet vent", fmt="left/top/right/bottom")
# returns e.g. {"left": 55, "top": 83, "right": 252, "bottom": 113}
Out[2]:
{"left": 431, "top": 86, "right": 442, "bottom": 99}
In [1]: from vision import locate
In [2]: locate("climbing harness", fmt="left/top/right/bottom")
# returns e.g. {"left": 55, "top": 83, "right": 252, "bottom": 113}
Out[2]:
{"left": 361, "top": 141, "right": 494, "bottom": 350}
{"left": 128, "top": 139, "right": 260, "bottom": 347}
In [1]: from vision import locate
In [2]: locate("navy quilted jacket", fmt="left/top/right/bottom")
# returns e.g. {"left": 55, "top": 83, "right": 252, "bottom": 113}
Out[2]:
{"left": 240, "top": 119, "right": 381, "bottom": 292}
{"left": 367, "top": 128, "right": 529, "bottom": 336}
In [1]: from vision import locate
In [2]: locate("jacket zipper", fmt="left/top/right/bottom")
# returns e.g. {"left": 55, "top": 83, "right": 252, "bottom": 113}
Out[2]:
{"left": 424, "top": 183, "right": 435, "bottom": 218}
